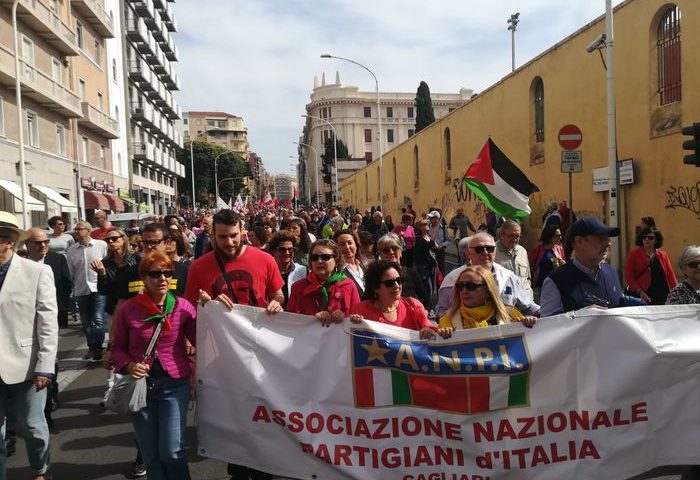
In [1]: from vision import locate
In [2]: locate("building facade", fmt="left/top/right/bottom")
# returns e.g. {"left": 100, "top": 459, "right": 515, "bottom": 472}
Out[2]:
{"left": 0, "top": 0, "right": 124, "bottom": 226}
{"left": 339, "top": 0, "right": 699, "bottom": 274}
{"left": 178, "top": 110, "right": 248, "bottom": 159}
{"left": 122, "top": 0, "right": 184, "bottom": 214}
{"left": 271, "top": 173, "right": 294, "bottom": 202}
{"left": 301, "top": 71, "right": 472, "bottom": 203}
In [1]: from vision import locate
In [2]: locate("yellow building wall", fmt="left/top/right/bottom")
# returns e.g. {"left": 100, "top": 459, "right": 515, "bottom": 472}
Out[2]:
{"left": 340, "top": 0, "right": 700, "bottom": 269}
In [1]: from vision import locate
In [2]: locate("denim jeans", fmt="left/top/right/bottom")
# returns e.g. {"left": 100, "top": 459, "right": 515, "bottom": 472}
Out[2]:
{"left": 132, "top": 374, "right": 191, "bottom": 480}
{"left": 0, "top": 379, "right": 51, "bottom": 479}
{"left": 76, "top": 292, "right": 106, "bottom": 350}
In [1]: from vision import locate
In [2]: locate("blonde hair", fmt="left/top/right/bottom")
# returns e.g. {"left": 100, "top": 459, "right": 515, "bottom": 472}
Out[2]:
{"left": 444, "top": 265, "right": 516, "bottom": 327}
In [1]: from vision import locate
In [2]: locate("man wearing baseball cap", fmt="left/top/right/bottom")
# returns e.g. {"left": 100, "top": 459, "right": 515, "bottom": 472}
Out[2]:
{"left": 0, "top": 212, "right": 57, "bottom": 480}
{"left": 540, "top": 217, "right": 627, "bottom": 317}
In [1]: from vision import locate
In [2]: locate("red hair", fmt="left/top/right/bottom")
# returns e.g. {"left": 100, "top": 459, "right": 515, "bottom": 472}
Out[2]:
{"left": 138, "top": 251, "right": 173, "bottom": 279}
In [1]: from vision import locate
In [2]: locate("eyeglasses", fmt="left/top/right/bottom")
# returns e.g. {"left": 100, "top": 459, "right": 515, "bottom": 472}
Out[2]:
{"left": 643, "top": 235, "right": 656, "bottom": 240}
{"left": 685, "top": 261, "right": 700, "bottom": 269}
{"left": 146, "top": 270, "right": 174, "bottom": 279}
{"left": 29, "top": 239, "right": 50, "bottom": 246}
{"left": 381, "top": 246, "right": 400, "bottom": 254}
{"left": 130, "top": 243, "right": 139, "bottom": 249}
{"left": 310, "top": 253, "right": 334, "bottom": 262}
{"left": 379, "top": 277, "right": 405, "bottom": 288}
{"left": 105, "top": 236, "right": 123, "bottom": 243}
{"left": 455, "top": 281, "right": 487, "bottom": 292}
{"left": 74, "top": 227, "right": 89, "bottom": 231}
{"left": 276, "top": 246, "right": 296, "bottom": 254}
{"left": 470, "top": 245, "right": 496, "bottom": 254}
{"left": 141, "top": 239, "right": 163, "bottom": 246}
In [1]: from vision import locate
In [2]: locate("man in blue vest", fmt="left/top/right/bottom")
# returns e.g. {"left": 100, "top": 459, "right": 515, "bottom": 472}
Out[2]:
{"left": 540, "top": 217, "right": 624, "bottom": 316}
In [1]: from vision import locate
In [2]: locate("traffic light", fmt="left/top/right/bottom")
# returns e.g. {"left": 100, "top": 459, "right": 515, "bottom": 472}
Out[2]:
{"left": 682, "top": 123, "right": 699, "bottom": 166}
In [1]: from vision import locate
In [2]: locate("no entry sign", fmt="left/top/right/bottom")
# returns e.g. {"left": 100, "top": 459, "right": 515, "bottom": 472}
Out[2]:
{"left": 558, "top": 124, "right": 583, "bottom": 150}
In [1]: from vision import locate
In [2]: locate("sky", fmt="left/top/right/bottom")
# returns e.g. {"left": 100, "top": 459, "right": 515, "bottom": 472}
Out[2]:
{"left": 174, "top": 0, "right": 626, "bottom": 175}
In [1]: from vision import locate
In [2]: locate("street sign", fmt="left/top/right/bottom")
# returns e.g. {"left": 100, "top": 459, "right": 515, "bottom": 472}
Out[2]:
{"left": 618, "top": 158, "right": 634, "bottom": 185}
{"left": 558, "top": 124, "right": 583, "bottom": 150}
{"left": 592, "top": 167, "right": 613, "bottom": 192}
{"left": 561, "top": 151, "right": 583, "bottom": 173}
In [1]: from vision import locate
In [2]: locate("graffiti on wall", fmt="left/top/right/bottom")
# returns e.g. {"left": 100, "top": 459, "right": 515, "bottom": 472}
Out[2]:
{"left": 666, "top": 182, "right": 700, "bottom": 219}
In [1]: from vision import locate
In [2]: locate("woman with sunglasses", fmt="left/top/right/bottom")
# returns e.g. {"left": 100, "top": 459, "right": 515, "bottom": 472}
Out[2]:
{"left": 111, "top": 251, "right": 196, "bottom": 480}
{"left": 333, "top": 229, "right": 365, "bottom": 297}
{"left": 47, "top": 215, "right": 74, "bottom": 256}
{"left": 413, "top": 219, "right": 439, "bottom": 310}
{"left": 287, "top": 240, "right": 360, "bottom": 325}
{"left": 666, "top": 245, "right": 700, "bottom": 305}
{"left": 349, "top": 260, "right": 442, "bottom": 339}
{"left": 376, "top": 233, "right": 430, "bottom": 309}
{"left": 528, "top": 224, "right": 566, "bottom": 302}
{"left": 94, "top": 227, "right": 140, "bottom": 321}
{"left": 269, "top": 231, "right": 307, "bottom": 305}
{"left": 281, "top": 217, "right": 314, "bottom": 266}
{"left": 624, "top": 227, "right": 677, "bottom": 305}
{"left": 438, "top": 266, "right": 536, "bottom": 334}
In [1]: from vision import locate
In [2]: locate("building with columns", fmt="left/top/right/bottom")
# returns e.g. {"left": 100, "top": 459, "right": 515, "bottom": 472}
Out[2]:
{"left": 301, "top": 71, "right": 472, "bottom": 204}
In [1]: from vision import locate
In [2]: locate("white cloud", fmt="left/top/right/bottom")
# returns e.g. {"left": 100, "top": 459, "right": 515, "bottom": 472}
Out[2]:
{"left": 174, "top": 0, "right": 625, "bottom": 174}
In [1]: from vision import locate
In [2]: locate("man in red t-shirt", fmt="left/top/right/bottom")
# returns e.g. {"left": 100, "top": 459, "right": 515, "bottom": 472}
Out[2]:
{"left": 185, "top": 209, "right": 283, "bottom": 480}
{"left": 90, "top": 210, "right": 113, "bottom": 240}
{"left": 185, "top": 209, "right": 284, "bottom": 312}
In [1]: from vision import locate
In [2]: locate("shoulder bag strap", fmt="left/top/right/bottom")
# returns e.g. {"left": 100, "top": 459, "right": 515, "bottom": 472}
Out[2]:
{"left": 214, "top": 251, "right": 240, "bottom": 305}
{"left": 143, "top": 316, "right": 165, "bottom": 361}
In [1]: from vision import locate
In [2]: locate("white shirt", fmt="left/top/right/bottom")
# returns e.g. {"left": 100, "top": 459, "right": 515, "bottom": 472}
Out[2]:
{"left": 66, "top": 239, "right": 108, "bottom": 296}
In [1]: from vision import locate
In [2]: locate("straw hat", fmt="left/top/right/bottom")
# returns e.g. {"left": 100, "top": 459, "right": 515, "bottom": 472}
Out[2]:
{"left": 0, "top": 211, "right": 30, "bottom": 241}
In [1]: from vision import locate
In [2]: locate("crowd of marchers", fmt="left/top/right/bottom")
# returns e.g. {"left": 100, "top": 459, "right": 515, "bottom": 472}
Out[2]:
{"left": 0, "top": 198, "right": 698, "bottom": 480}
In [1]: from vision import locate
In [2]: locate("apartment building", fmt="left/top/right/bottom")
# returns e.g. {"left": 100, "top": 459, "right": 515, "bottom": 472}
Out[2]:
{"left": 123, "top": 0, "right": 184, "bottom": 215}
{"left": 0, "top": 0, "right": 122, "bottom": 226}
{"left": 271, "top": 173, "right": 294, "bottom": 202}
{"left": 179, "top": 111, "right": 249, "bottom": 159}
{"left": 301, "top": 71, "right": 473, "bottom": 203}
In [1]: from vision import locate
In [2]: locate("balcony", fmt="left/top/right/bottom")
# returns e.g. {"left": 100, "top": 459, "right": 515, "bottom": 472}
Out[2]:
{"left": 0, "top": 46, "right": 82, "bottom": 117}
{"left": 163, "top": 71, "right": 179, "bottom": 91}
{"left": 132, "top": 0, "right": 154, "bottom": 22}
{"left": 125, "top": 14, "right": 148, "bottom": 44}
{"left": 130, "top": 101, "right": 155, "bottom": 127}
{"left": 135, "top": 31, "right": 157, "bottom": 57}
{"left": 132, "top": 142, "right": 155, "bottom": 163}
{"left": 164, "top": 14, "right": 176, "bottom": 32}
{"left": 127, "top": 58, "right": 147, "bottom": 82}
{"left": 150, "top": 51, "right": 167, "bottom": 74}
{"left": 152, "top": 18, "right": 166, "bottom": 43}
{"left": 152, "top": 0, "right": 164, "bottom": 9}
{"left": 0, "top": 0, "right": 80, "bottom": 56}
{"left": 70, "top": 0, "right": 114, "bottom": 38}
{"left": 78, "top": 102, "right": 118, "bottom": 138}
{"left": 159, "top": 1, "right": 171, "bottom": 21}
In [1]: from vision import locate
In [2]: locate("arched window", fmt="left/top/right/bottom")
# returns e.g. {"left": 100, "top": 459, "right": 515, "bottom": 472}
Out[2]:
{"left": 657, "top": 5, "right": 681, "bottom": 105}
{"left": 444, "top": 128, "right": 452, "bottom": 171}
{"left": 392, "top": 157, "right": 397, "bottom": 196}
{"left": 534, "top": 78, "right": 544, "bottom": 143}
{"left": 413, "top": 145, "right": 419, "bottom": 189}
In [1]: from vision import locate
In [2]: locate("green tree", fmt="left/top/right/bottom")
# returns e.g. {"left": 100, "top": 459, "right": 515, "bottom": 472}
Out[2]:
{"left": 415, "top": 80, "right": 435, "bottom": 133}
{"left": 177, "top": 141, "right": 251, "bottom": 207}
{"left": 320, "top": 136, "right": 350, "bottom": 203}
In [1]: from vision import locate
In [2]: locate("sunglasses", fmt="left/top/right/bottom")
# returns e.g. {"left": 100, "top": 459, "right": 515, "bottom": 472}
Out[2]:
{"left": 146, "top": 270, "right": 174, "bottom": 279}
{"left": 276, "top": 246, "right": 296, "bottom": 254}
{"left": 105, "top": 236, "right": 123, "bottom": 243}
{"left": 643, "top": 235, "right": 656, "bottom": 240}
{"left": 379, "top": 277, "right": 405, "bottom": 288}
{"left": 130, "top": 243, "right": 139, "bottom": 249}
{"left": 686, "top": 261, "right": 700, "bottom": 269}
{"left": 455, "top": 281, "right": 487, "bottom": 292}
{"left": 141, "top": 239, "right": 163, "bottom": 246}
{"left": 29, "top": 239, "right": 50, "bottom": 245}
{"left": 381, "top": 246, "right": 400, "bottom": 254}
{"left": 470, "top": 245, "right": 496, "bottom": 254}
{"left": 310, "top": 253, "right": 334, "bottom": 262}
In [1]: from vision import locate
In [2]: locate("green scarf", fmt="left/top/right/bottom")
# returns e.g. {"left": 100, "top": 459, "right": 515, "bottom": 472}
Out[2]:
{"left": 303, "top": 271, "right": 348, "bottom": 307}
{"left": 133, "top": 290, "right": 176, "bottom": 331}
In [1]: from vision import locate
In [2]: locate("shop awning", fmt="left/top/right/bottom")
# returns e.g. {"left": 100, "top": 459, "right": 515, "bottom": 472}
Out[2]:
{"left": 104, "top": 194, "right": 125, "bottom": 213}
{"left": 31, "top": 185, "right": 78, "bottom": 213}
{"left": 0, "top": 180, "right": 45, "bottom": 212}
{"left": 84, "top": 191, "right": 110, "bottom": 210}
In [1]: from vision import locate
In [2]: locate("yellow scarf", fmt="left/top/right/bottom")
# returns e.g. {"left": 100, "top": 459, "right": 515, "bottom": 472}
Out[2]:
{"left": 440, "top": 304, "right": 524, "bottom": 329}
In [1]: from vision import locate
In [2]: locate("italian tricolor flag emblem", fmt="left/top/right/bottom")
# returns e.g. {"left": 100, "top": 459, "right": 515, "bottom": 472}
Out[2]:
{"left": 352, "top": 332, "right": 530, "bottom": 415}
{"left": 464, "top": 138, "right": 539, "bottom": 220}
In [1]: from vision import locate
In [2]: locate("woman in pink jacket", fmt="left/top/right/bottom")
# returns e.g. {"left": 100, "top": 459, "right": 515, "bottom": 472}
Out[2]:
{"left": 111, "top": 251, "right": 196, "bottom": 480}
{"left": 624, "top": 227, "right": 677, "bottom": 304}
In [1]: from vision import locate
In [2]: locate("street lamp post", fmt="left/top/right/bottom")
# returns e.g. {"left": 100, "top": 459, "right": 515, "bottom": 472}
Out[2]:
{"left": 302, "top": 114, "right": 338, "bottom": 205}
{"left": 321, "top": 54, "right": 382, "bottom": 210}
{"left": 213, "top": 151, "right": 233, "bottom": 207}
{"left": 294, "top": 142, "right": 320, "bottom": 207}
{"left": 507, "top": 13, "right": 520, "bottom": 73}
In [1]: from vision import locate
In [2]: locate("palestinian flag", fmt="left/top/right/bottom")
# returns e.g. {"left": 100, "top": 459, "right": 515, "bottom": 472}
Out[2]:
{"left": 464, "top": 138, "right": 539, "bottom": 219}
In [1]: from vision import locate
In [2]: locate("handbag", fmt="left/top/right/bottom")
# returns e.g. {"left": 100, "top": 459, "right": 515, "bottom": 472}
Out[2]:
{"left": 624, "top": 256, "right": 652, "bottom": 297}
{"left": 105, "top": 317, "right": 166, "bottom": 414}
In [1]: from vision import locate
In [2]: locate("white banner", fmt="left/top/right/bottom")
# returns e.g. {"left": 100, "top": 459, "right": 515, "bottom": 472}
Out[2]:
{"left": 196, "top": 304, "right": 700, "bottom": 480}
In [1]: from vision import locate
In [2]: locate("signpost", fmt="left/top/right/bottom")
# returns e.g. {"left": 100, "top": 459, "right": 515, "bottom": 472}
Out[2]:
{"left": 559, "top": 125, "right": 583, "bottom": 211}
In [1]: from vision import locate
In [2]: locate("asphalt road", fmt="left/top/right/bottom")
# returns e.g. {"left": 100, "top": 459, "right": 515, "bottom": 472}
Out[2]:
{"left": 5, "top": 304, "right": 691, "bottom": 480}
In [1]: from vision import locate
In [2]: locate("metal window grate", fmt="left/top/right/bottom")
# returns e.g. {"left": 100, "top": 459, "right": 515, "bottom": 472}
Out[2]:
{"left": 657, "top": 6, "right": 681, "bottom": 105}
{"left": 534, "top": 79, "right": 544, "bottom": 143}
